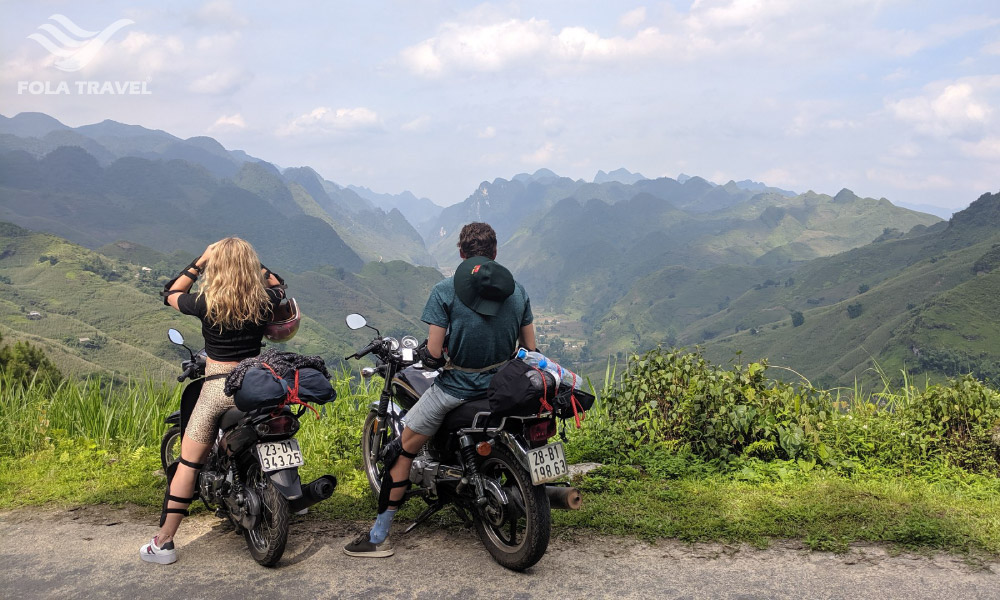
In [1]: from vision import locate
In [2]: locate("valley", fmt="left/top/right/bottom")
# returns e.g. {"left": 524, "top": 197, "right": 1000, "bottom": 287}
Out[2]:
{"left": 0, "top": 111, "right": 994, "bottom": 389}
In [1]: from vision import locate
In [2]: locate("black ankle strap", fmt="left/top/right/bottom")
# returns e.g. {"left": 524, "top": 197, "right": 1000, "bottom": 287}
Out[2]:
{"left": 166, "top": 494, "right": 194, "bottom": 504}
{"left": 163, "top": 508, "right": 189, "bottom": 517}
{"left": 178, "top": 457, "right": 204, "bottom": 469}
{"left": 400, "top": 449, "right": 418, "bottom": 459}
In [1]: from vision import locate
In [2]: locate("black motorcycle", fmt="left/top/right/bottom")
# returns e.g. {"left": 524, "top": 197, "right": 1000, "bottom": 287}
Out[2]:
{"left": 344, "top": 313, "right": 581, "bottom": 571}
{"left": 160, "top": 328, "right": 338, "bottom": 567}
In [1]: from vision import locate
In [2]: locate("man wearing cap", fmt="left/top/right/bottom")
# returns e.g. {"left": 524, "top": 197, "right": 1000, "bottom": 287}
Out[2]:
{"left": 345, "top": 222, "right": 536, "bottom": 558}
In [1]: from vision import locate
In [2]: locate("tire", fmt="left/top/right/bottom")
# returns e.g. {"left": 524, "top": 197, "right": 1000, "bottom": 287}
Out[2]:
{"left": 160, "top": 426, "right": 182, "bottom": 472}
{"left": 243, "top": 465, "right": 290, "bottom": 567}
{"left": 360, "top": 409, "right": 396, "bottom": 497}
{"left": 472, "top": 445, "right": 551, "bottom": 571}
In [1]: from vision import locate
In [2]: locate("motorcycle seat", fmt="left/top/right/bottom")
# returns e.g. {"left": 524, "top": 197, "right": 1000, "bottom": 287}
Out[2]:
{"left": 441, "top": 397, "right": 502, "bottom": 432}
{"left": 218, "top": 407, "right": 245, "bottom": 431}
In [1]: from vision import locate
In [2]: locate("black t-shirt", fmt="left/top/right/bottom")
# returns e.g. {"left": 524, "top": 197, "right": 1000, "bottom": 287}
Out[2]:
{"left": 176, "top": 288, "right": 285, "bottom": 361}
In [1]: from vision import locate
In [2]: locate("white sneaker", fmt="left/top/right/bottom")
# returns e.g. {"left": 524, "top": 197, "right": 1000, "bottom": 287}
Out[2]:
{"left": 139, "top": 536, "right": 177, "bottom": 564}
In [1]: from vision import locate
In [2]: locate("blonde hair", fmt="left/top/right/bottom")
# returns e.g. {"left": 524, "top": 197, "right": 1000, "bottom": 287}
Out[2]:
{"left": 199, "top": 237, "right": 271, "bottom": 330}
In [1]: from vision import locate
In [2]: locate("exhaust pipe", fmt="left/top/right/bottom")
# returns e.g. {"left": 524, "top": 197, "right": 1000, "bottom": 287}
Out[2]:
{"left": 288, "top": 475, "right": 338, "bottom": 513}
{"left": 545, "top": 485, "right": 582, "bottom": 510}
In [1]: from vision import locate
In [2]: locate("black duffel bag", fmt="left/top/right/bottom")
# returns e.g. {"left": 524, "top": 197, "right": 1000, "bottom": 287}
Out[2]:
{"left": 486, "top": 359, "right": 557, "bottom": 417}
{"left": 551, "top": 385, "right": 596, "bottom": 424}
{"left": 234, "top": 366, "right": 335, "bottom": 412}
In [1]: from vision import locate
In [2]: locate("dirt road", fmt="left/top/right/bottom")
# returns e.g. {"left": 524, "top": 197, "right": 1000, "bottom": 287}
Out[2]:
{"left": 1, "top": 505, "right": 996, "bottom": 599}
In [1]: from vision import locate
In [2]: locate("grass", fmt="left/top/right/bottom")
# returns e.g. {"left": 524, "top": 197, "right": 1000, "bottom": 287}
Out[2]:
{"left": 1, "top": 369, "right": 999, "bottom": 557}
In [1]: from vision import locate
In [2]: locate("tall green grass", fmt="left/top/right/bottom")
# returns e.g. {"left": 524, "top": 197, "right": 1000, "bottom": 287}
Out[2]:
{"left": 0, "top": 371, "right": 179, "bottom": 457}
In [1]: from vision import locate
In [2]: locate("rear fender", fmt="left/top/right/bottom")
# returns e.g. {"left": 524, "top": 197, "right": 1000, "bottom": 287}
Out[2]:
{"left": 265, "top": 467, "right": 303, "bottom": 500}
{"left": 250, "top": 441, "right": 304, "bottom": 500}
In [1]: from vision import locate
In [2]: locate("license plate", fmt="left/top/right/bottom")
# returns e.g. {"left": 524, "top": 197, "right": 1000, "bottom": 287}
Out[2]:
{"left": 256, "top": 439, "right": 304, "bottom": 472}
{"left": 527, "top": 442, "right": 567, "bottom": 485}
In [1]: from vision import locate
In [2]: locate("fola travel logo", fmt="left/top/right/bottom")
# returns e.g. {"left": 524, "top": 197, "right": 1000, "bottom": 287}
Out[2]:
{"left": 18, "top": 14, "right": 150, "bottom": 96}
{"left": 28, "top": 14, "right": 134, "bottom": 72}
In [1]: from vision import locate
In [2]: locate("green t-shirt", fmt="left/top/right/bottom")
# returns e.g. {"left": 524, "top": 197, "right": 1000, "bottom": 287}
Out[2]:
{"left": 421, "top": 275, "right": 533, "bottom": 397}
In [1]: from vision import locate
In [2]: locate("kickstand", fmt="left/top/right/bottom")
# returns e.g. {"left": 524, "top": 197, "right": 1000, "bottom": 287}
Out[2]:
{"left": 402, "top": 502, "right": 444, "bottom": 535}
{"left": 452, "top": 505, "right": 474, "bottom": 528}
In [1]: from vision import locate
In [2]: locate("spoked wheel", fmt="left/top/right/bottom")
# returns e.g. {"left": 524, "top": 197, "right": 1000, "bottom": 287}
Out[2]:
{"left": 361, "top": 409, "right": 397, "bottom": 496}
{"left": 473, "top": 446, "right": 551, "bottom": 571}
{"left": 160, "top": 426, "right": 182, "bottom": 472}
{"left": 243, "top": 466, "right": 289, "bottom": 567}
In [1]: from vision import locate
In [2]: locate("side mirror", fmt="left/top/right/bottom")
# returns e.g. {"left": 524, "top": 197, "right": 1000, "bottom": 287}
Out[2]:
{"left": 346, "top": 313, "right": 367, "bottom": 330}
{"left": 168, "top": 328, "right": 185, "bottom": 345}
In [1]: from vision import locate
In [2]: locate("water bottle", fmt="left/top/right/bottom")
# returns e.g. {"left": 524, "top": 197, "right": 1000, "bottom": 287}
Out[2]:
{"left": 517, "top": 348, "right": 560, "bottom": 389}
{"left": 538, "top": 357, "right": 584, "bottom": 390}
{"left": 516, "top": 348, "right": 544, "bottom": 367}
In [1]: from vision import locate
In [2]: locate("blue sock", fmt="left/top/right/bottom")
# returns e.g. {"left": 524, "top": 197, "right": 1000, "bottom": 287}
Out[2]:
{"left": 369, "top": 509, "right": 397, "bottom": 544}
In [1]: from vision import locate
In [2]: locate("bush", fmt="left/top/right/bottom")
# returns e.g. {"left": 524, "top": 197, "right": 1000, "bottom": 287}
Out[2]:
{"left": 791, "top": 311, "right": 804, "bottom": 327}
{"left": 604, "top": 348, "right": 833, "bottom": 463}
{"left": 595, "top": 347, "right": 1000, "bottom": 477}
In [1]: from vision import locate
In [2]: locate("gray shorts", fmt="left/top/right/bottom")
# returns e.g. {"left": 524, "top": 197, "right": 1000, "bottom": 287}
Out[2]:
{"left": 402, "top": 384, "right": 466, "bottom": 436}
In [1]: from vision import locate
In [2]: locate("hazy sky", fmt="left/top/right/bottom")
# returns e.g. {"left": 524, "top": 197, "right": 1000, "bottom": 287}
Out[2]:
{"left": 2, "top": 1, "right": 998, "bottom": 212}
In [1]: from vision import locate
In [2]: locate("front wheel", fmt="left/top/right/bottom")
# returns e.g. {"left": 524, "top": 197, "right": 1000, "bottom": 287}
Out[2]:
{"left": 160, "top": 426, "right": 182, "bottom": 472}
{"left": 243, "top": 465, "right": 289, "bottom": 567}
{"left": 473, "top": 445, "right": 551, "bottom": 571}
{"left": 360, "top": 409, "right": 396, "bottom": 497}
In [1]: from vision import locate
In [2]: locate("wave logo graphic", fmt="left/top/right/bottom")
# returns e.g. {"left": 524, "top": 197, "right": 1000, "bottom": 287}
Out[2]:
{"left": 27, "top": 14, "right": 134, "bottom": 72}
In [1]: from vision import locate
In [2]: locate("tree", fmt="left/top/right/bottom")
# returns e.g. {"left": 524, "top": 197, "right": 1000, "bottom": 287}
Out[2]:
{"left": 847, "top": 302, "right": 863, "bottom": 319}
{"left": 858, "top": 284, "right": 870, "bottom": 294}
{"left": 791, "top": 311, "right": 804, "bottom": 327}
{"left": 0, "top": 332, "right": 62, "bottom": 386}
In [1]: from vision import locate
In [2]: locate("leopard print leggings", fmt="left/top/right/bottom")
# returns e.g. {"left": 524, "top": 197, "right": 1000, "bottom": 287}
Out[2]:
{"left": 186, "top": 362, "right": 236, "bottom": 444}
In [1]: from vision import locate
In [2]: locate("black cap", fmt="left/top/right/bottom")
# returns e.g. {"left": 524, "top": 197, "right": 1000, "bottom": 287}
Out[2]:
{"left": 453, "top": 256, "right": 515, "bottom": 316}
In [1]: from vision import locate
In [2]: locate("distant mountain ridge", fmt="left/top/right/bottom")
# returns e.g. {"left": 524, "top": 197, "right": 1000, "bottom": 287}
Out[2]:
{"left": 0, "top": 112, "right": 435, "bottom": 268}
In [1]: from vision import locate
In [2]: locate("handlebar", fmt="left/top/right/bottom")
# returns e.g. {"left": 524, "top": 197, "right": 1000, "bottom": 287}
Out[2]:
{"left": 345, "top": 338, "right": 381, "bottom": 361}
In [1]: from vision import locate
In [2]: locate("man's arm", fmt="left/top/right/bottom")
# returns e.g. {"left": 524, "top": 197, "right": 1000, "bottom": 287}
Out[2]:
{"left": 519, "top": 323, "right": 536, "bottom": 352}
{"left": 426, "top": 324, "right": 447, "bottom": 359}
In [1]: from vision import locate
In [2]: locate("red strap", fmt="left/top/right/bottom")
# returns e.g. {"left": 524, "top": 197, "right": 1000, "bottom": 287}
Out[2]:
{"left": 262, "top": 363, "right": 320, "bottom": 419}
{"left": 568, "top": 372, "right": 585, "bottom": 428}
{"left": 531, "top": 366, "right": 553, "bottom": 416}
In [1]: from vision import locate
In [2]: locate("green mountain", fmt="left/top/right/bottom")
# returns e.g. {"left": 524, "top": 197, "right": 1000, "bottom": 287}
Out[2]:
{"left": 0, "top": 223, "right": 441, "bottom": 381}
{"left": 683, "top": 191, "right": 1000, "bottom": 387}
{"left": 0, "top": 146, "right": 363, "bottom": 274}
{"left": 0, "top": 112, "right": 434, "bottom": 268}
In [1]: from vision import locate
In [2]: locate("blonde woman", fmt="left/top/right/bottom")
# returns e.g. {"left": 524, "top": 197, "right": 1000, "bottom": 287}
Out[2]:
{"left": 141, "top": 237, "right": 287, "bottom": 564}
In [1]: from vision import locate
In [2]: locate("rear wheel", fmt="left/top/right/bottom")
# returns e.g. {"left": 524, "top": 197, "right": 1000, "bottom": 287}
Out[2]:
{"left": 160, "top": 426, "right": 181, "bottom": 472}
{"left": 243, "top": 466, "right": 289, "bottom": 567}
{"left": 360, "top": 409, "right": 397, "bottom": 496}
{"left": 473, "top": 445, "right": 551, "bottom": 571}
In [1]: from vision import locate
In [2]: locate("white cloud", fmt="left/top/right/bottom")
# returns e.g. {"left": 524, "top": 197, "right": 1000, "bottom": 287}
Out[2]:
{"left": 889, "top": 81, "right": 994, "bottom": 138}
{"left": 984, "top": 40, "right": 1000, "bottom": 55}
{"left": 477, "top": 126, "right": 497, "bottom": 139}
{"left": 521, "top": 142, "right": 556, "bottom": 164}
{"left": 399, "top": 3, "right": 1000, "bottom": 77}
{"left": 961, "top": 136, "right": 1000, "bottom": 160}
{"left": 619, "top": 7, "right": 647, "bottom": 29}
{"left": 209, "top": 113, "right": 247, "bottom": 131}
{"left": 278, "top": 107, "right": 381, "bottom": 136}
{"left": 189, "top": 69, "right": 248, "bottom": 95}
{"left": 401, "top": 115, "right": 431, "bottom": 132}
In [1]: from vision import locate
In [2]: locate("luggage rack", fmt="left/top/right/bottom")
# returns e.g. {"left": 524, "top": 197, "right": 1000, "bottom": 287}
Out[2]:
{"left": 462, "top": 410, "right": 555, "bottom": 434}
